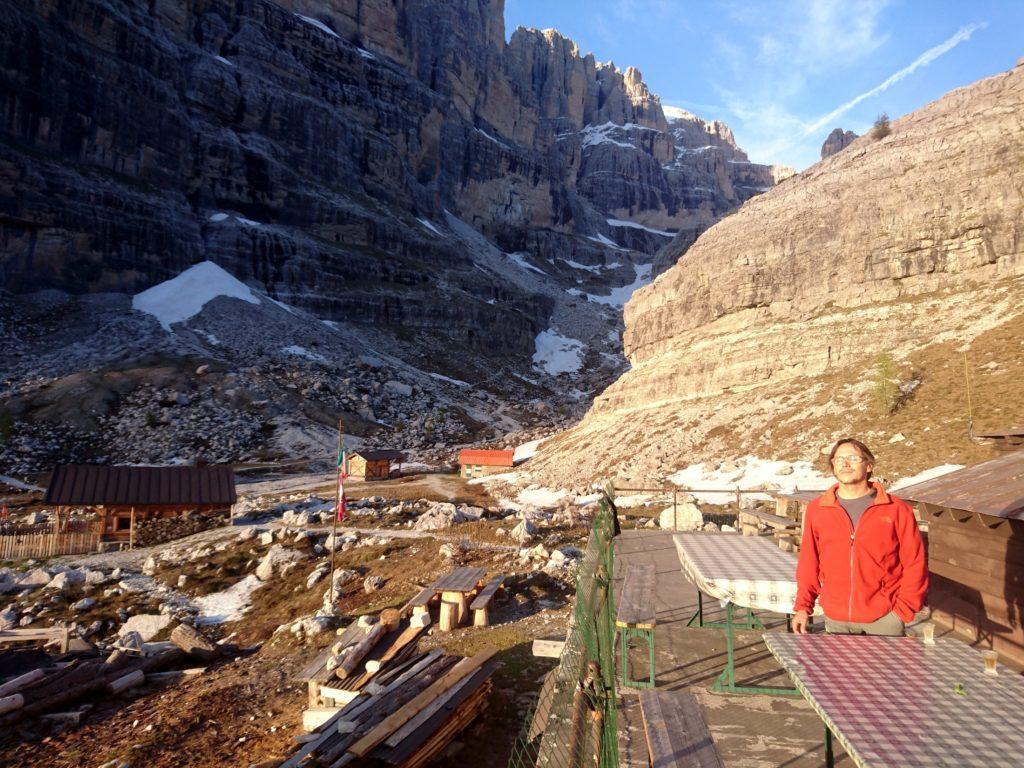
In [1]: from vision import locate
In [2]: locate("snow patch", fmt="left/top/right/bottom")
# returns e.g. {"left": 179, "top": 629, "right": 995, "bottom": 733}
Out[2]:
{"left": 586, "top": 263, "right": 653, "bottom": 307}
{"left": 427, "top": 372, "right": 471, "bottom": 388}
{"left": 586, "top": 234, "right": 628, "bottom": 252}
{"left": 132, "top": 261, "right": 260, "bottom": 331}
{"left": 667, "top": 456, "right": 830, "bottom": 505}
{"left": 213, "top": 55, "right": 234, "bottom": 67}
{"left": 295, "top": 14, "right": 339, "bottom": 38}
{"left": 417, "top": 218, "right": 443, "bottom": 236}
{"left": 533, "top": 329, "right": 584, "bottom": 375}
{"left": 208, "top": 212, "right": 229, "bottom": 222}
{"left": 508, "top": 252, "right": 548, "bottom": 275}
{"left": 357, "top": 47, "right": 376, "bottom": 60}
{"left": 891, "top": 464, "right": 964, "bottom": 491}
{"left": 281, "top": 345, "right": 327, "bottom": 363}
{"left": 513, "top": 438, "right": 546, "bottom": 463}
{"left": 606, "top": 218, "right": 674, "bottom": 237}
{"left": 194, "top": 574, "right": 264, "bottom": 625}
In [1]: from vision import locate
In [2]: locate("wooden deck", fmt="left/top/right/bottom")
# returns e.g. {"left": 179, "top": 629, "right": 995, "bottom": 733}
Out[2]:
{"left": 614, "top": 530, "right": 851, "bottom": 767}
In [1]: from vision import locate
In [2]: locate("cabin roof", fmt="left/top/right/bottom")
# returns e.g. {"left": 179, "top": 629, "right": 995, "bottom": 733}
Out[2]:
{"left": 45, "top": 464, "right": 237, "bottom": 506}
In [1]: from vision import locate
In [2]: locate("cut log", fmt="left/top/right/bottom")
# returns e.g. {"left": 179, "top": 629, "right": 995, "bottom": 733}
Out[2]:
{"left": 103, "top": 649, "right": 127, "bottom": 668}
{"left": 335, "top": 624, "right": 386, "bottom": 679}
{"left": 379, "top": 609, "right": 401, "bottom": 632}
{"left": 0, "top": 694, "right": 25, "bottom": 715}
{"left": 347, "top": 648, "right": 497, "bottom": 757}
{"left": 170, "top": 623, "right": 220, "bottom": 662}
{"left": 107, "top": 670, "right": 145, "bottom": 695}
{"left": 439, "top": 600, "right": 460, "bottom": 632}
{"left": 0, "top": 669, "right": 45, "bottom": 698}
{"left": 441, "top": 591, "right": 468, "bottom": 624}
{"left": 365, "top": 619, "right": 428, "bottom": 674}
{"left": 473, "top": 607, "right": 489, "bottom": 627}
{"left": 532, "top": 639, "right": 565, "bottom": 659}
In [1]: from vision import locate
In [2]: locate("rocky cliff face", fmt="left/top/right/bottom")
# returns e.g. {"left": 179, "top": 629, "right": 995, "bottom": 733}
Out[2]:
{"left": 530, "top": 62, "right": 1024, "bottom": 488}
{"left": 821, "top": 127, "right": 858, "bottom": 159}
{"left": 0, "top": 0, "right": 787, "bottom": 472}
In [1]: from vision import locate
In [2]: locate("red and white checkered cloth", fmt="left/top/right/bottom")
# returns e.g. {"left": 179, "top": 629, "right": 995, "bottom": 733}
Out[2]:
{"left": 674, "top": 532, "right": 819, "bottom": 614}
{"left": 765, "top": 633, "right": 1024, "bottom": 767}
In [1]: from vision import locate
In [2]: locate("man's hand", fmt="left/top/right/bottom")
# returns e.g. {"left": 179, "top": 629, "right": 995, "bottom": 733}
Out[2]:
{"left": 792, "top": 610, "right": 810, "bottom": 634}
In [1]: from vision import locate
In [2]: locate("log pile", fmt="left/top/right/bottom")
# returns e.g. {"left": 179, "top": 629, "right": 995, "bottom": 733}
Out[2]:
{"left": 281, "top": 648, "right": 496, "bottom": 768}
{"left": 133, "top": 511, "right": 223, "bottom": 547}
{"left": 0, "top": 622, "right": 221, "bottom": 728}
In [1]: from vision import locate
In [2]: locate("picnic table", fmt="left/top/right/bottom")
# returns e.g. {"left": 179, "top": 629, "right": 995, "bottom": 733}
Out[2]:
{"left": 765, "top": 633, "right": 1024, "bottom": 767}
{"left": 431, "top": 566, "right": 487, "bottom": 631}
{"left": 674, "top": 532, "right": 820, "bottom": 695}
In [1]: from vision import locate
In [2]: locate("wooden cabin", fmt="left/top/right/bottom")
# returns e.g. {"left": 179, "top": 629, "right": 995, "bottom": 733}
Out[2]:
{"left": 45, "top": 464, "right": 236, "bottom": 543}
{"left": 348, "top": 450, "right": 405, "bottom": 481}
{"left": 898, "top": 452, "right": 1024, "bottom": 666}
{"left": 458, "top": 449, "right": 514, "bottom": 480}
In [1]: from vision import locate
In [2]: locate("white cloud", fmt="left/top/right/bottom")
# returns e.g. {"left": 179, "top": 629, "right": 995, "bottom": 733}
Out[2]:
{"left": 803, "top": 22, "right": 988, "bottom": 135}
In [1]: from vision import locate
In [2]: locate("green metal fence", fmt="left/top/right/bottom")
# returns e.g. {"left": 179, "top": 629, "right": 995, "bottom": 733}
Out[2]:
{"left": 508, "top": 489, "right": 620, "bottom": 768}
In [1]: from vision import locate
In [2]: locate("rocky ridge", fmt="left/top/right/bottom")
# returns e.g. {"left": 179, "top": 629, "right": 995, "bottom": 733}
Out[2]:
{"left": 529, "top": 61, "right": 1024, "bottom": 488}
{"left": 820, "top": 127, "right": 859, "bottom": 159}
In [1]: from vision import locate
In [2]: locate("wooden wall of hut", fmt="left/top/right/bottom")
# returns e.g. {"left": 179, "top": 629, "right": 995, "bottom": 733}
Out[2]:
{"left": 920, "top": 501, "right": 1024, "bottom": 666}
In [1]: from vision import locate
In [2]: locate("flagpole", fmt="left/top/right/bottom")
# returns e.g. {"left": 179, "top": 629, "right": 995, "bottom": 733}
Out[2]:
{"left": 329, "top": 418, "right": 344, "bottom": 607}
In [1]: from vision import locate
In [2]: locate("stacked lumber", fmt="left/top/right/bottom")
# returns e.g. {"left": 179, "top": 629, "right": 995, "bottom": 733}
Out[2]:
{"left": 280, "top": 648, "right": 496, "bottom": 768}
{"left": 300, "top": 612, "right": 431, "bottom": 709}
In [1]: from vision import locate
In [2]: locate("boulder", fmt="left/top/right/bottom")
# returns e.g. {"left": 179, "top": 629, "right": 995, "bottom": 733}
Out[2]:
{"left": 118, "top": 614, "right": 173, "bottom": 641}
{"left": 259, "top": 531, "right": 275, "bottom": 546}
{"left": 255, "top": 544, "right": 307, "bottom": 581}
{"left": 413, "top": 503, "right": 466, "bottom": 531}
{"left": 511, "top": 519, "right": 538, "bottom": 544}
{"left": 237, "top": 527, "right": 258, "bottom": 542}
{"left": 0, "top": 608, "right": 17, "bottom": 630}
{"left": 17, "top": 568, "right": 53, "bottom": 590}
{"left": 658, "top": 501, "right": 704, "bottom": 532}
{"left": 142, "top": 556, "right": 158, "bottom": 576}
{"left": 363, "top": 575, "right": 386, "bottom": 594}
{"left": 71, "top": 597, "right": 97, "bottom": 612}
{"left": 384, "top": 380, "right": 413, "bottom": 397}
{"left": 46, "top": 570, "right": 85, "bottom": 591}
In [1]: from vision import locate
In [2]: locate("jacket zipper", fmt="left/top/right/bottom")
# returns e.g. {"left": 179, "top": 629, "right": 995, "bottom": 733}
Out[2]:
{"left": 845, "top": 496, "right": 880, "bottom": 621}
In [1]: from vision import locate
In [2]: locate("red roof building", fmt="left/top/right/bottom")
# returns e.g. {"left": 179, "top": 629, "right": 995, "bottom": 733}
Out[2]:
{"left": 458, "top": 449, "right": 515, "bottom": 479}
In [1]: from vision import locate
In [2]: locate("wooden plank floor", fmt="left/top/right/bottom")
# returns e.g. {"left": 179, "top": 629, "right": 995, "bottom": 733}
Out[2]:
{"left": 613, "top": 530, "right": 851, "bottom": 768}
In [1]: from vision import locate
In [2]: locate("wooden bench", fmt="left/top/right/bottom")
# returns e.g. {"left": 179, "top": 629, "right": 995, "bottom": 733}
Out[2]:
{"left": 616, "top": 564, "right": 656, "bottom": 689}
{"left": 0, "top": 627, "right": 70, "bottom": 654}
{"left": 639, "top": 689, "right": 723, "bottom": 767}
{"left": 400, "top": 586, "right": 437, "bottom": 619}
{"left": 740, "top": 510, "right": 801, "bottom": 550}
{"left": 468, "top": 576, "right": 504, "bottom": 627}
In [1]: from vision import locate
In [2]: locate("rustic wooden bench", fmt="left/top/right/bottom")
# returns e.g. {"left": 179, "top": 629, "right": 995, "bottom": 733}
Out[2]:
{"left": 468, "top": 576, "right": 504, "bottom": 627}
{"left": 400, "top": 586, "right": 437, "bottom": 619}
{"left": 639, "top": 689, "right": 723, "bottom": 767}
{"left": 616, "top": 563, "right": 656, "bottom": 689}
{"left": 0, "top": 627, "right": 70, "bottom": 654}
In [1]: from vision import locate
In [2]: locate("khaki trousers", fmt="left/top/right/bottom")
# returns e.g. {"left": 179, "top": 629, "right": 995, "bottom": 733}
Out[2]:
{"left": 824, "top": 611, "right": 905, "bottom": 637}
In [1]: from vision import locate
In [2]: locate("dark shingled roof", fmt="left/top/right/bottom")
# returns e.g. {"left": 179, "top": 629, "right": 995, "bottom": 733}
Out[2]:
{"left": 895, "top": 452, "right": 1024, "bottom": 520}
{"left": 45, "top": 464, "right": 236, "bottom": 506}
{"left": 352, "top": 450, "right": 406, "bottom": 462}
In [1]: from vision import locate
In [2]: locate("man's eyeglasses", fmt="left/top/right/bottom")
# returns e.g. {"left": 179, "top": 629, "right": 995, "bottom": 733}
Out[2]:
{"left": 832, "top": 455, "right": 866, "bottom": 466}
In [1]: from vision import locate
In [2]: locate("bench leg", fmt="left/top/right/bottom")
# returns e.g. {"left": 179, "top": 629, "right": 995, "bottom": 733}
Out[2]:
{"left": 473, "top": 607, "right": 489, "bottom": 627}
{"left": 619, "top": 627, "right": 655, "bottom": 689}
{"left": 825, "top": 724, "right": 835, "bottom": 768}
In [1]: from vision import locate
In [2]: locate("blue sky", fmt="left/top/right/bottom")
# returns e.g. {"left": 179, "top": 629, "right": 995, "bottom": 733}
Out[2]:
{"left": 504, "top": 1, "right": 1023, "bottom": 170}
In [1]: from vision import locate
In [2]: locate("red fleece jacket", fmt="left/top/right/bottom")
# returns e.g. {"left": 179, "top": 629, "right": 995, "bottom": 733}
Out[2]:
{"left": 794, "top": 482, "right": 928, "bottom": 623}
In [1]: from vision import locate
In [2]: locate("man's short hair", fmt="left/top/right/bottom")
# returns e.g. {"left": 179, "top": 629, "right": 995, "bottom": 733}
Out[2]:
{"left": 828, "top": 438, "right": 876, "bottom": 478}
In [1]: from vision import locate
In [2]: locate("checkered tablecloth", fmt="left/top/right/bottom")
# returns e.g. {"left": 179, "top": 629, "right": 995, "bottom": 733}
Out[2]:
{"left": 765, "top": 633, "right": 1024, "bottom": 767}
{"left": 674, "top": 532, "right": 815, "bottom": 614}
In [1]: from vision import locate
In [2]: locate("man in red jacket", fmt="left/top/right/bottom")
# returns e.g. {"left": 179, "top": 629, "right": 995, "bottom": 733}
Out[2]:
{"left": 793, "top": 438, "right": 927, "bottom": 635}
